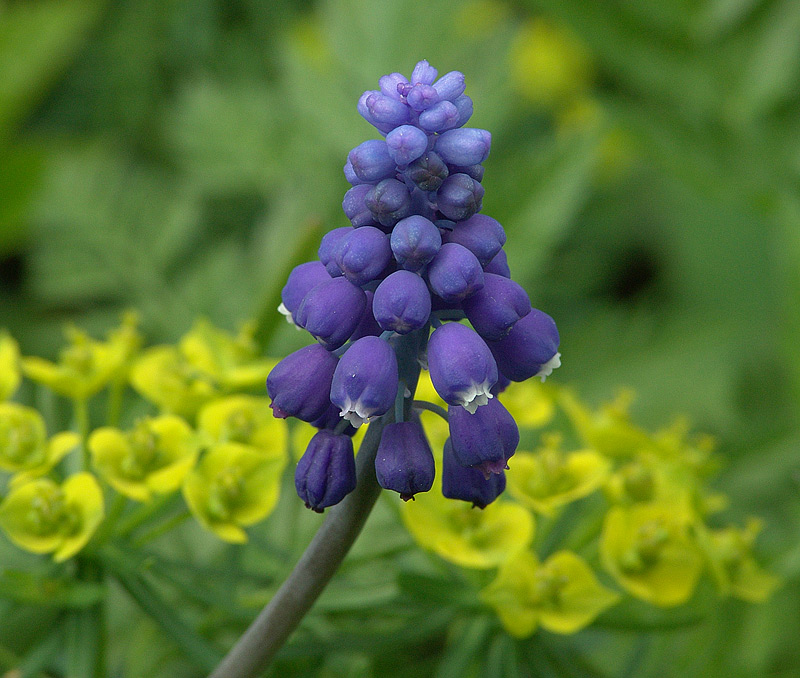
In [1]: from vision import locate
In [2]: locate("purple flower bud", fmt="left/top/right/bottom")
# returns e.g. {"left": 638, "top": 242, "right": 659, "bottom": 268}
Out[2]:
{"left": 452, "top": 95, "right": 473, "bottom": 127}
{"left": 462, "top": 273, "right": 532, "bottom": 340}
{"left": 427, "top": 322, "right": 497, "bottom": 412}
{"left": 279, "top": 261, "right": 331, "bottom": 324}
{"left": 372, "top": 270, "right": 431, "bottom": 335}
{"left": 385, "top": 125, "right": 429, "bottom": 166}
{"left": 435, "top": 128, "right": 491, "bottom": 167}
{"left": 442, "top": 438, "right": 506, "bottom": 507}
{"left": 404, "top": 152, "right": 449, "bottom": 191}
{"left": 433, "top": 71, "right": 466, "bottom": 101}
{"left": 310, "top": 403, "right": 357, "bottom": 434}
{"left": 436, "top": 173, "right": 484, "bottom": 222}
{"left": 426, "top": 242, "right": 485, "bottom": 303}
{"left": 448, "top": 163, "right": 484, "bottom": 182}
{"left": 390, "top": 215, "right": 442, "bottom": 271}
{"left": 343, "top": 159, "right": 367, "bottom": 186}
{"left": 375, "top": 421, "right": 435, "bottom": 500}
{"left": 448, "top": 398, "right": 519, "bottom": 477}
{"left": 365, "top": 178, "right": 413, "bottom": 229}
{"left": 484, "top": 248, "right": 510, "bottom": 278}
{"left": 379, "top": 73, "right": 408, "bottom": 100}
{"left": 295, "top": 277, "right": 367, "bottom": 351}
{"left": 487, "top": 308, "right": 561, "bottom": 382}
{"left": 409, "top": 187, "right": 437, "bottom": 222}
{"left": 349, "top": 290, "right": 382, "bottom": 341}
{"left": 358, "top": 90, "right": 395, "bottom": 134}
{"left": 267, "top": 344, "right": 338, "bottom": 422}
{"left": 406, "top": 84, "right": 439, "bottom": 111}
{"left": 342, "top": 184, "right": 378, "bottom": 228}
{"left": 336, "top": 226, "right": 392, "bottom": 286}
{"left": 418, "top": 100, "right": 460, "bottom": 133}
{"left": 443, "top": 214, "right": 506, "bottom": 266}
{"left": 363, "top": 92, "right": 411, "bottom": 127}
{"left": 330, "top": 336, "right": 399, "bottom": 427}
{"left": 295, "top": 430, "right": 356, "bottom": 512}
{"left": 348, "top": 140, "right": 396, "bottom": 183}
{"left": 411, "top": 59, "right": 438, "bottom": 85}
{"left": 318, "top": 226, "right": 352, "bottom": 277}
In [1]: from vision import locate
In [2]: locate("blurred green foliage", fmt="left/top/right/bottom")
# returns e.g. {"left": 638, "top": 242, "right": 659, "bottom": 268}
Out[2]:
{"left": 1, "top": 0, "right": 799, "bottom": 676}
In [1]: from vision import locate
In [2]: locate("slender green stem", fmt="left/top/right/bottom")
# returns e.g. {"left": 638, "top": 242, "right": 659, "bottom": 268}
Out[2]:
{"left": 132, "top": 509, "right": 191, "bottom": 548}
{"left": 73, "top": 397, "right": 90, "bottom": 471}
{"left": 412, "top": 400, "right": 449, "bottom": 421}
{"left": 115, "top": 492, "right": 179, "bottom": 538}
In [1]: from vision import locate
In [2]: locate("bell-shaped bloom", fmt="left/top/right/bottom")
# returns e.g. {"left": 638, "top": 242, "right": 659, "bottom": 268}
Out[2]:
{"left": 418, "top": 100, "right": 460, "bottom": 133}
{"left": 335, "top": 226, "right": 392, "bottom": 286}
{"left": 0, "top": 331, "right": 21, "bottom": 400}
{"left": 279, "top": 261, "right": 331, "bottom": 324}
{"left": 358, "top": 91, "right": 410, "bottom": 131}
{"left": 295, "top": 430, "right": 356, "bottom": 512}
{"left": 390, "top": 215, "right": 442, "bottom": 272}
{"left": 375, "top": 421, "right": 435, "bottom": 500}
{"left": 348, "top": 290, "right": 383, "bottom": 341}
{"left": 482, "top": 550, "right": 619, "bottom": 637}
{"left": 372, "top": 271, "right": 431, "bottom": 335}
{"left": 444, "top": 214, "right": 506, "bottom": 267}
{"left": 198, "top": 395, "right": 287, "bottom": 458}
{"left": 386, "top": 125, "right": 429, "bottom": 165}
{"left": 406, "top": 83, "right": 439, "bottom": 111}
{"left": 347, "top": 139, "right": 397, "bottom": 183}
{"left": 342, "top": 185, "right": 377, "bottom": 228}
{"left": 365, "top": 178, "right": 412, "bottom": 229}
{"left": 330, "top": 336, "right": 398, "bottom": 427}
{"left": 318, "top": 226, "right": 352, "bottom": 277}
{"left": 487, "top": 308, "right": 561, "bottom": 382}
{"left": 267, "top": 344, "right": 338, "bottom": 422}
{"left": 484, "top": 248, "right": 511, "bottom": 277}
{"left": 442, "top": 437, "right": 506, "bottom": 508}
{"left": 433, "top": 71, "right": 466, "bottom": 101}
{"left": 463, "top": 273, "right": 532, "bottom": 340}
{"left": 411, "top": 59, "right": 438, "bottom": 85}
{"left": 427, "top": 322, "right": 496, "bottom": 412}
{"left": 449, "top": 163, "right": 484, "bottom": 182}
{"left": 426, "top": 243, "right": 484, "bottom": 303}
{"left": 183, "top": 442, "right": 285, "bottom": 543}
{"left": 404, "top": 151, "right": 449, "bottom": 191}
{"left": 434, "top": 128, "right": 491, "bottom": 166}
{"left": 436, "top": 173, "right": 484, "bottom": 221}
{"left": 89, "top": 416, "right": 199, "bottom": 502}
{"left": 295, "top": 277, "right": 367, "bottom": 351}
{"left": 0, "top": 473, "right": 104, "bottom": 562}
{"left": 379, "top": 72, "right": 408, "bottom": 100}
{"left": 449, "top": 398, "right": 519, "bottom": 476}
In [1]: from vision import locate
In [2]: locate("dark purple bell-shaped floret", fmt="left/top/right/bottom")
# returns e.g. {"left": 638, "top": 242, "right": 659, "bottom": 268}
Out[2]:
{"left": 426, "top": 242, "right": 484, "bottom": 303}
{"left": 487, "top": 308, "right": 561, "bottom": 382}
{"left": 427, "top": 322, "right": 497, "bottom": 413}
{"left": 335, "top": 226, "right": 392, "bottom": 286}
{"left": 444, "top": 214, "right": 506, "bottom": 267}
{"left": 390, "top": 215, "right": 442, "bottom": 272}
{"left": 318, "top": 227, "right": 352, "bottom": 277}
{"left": 386, "top": 125, "right": 429, "bottom": 166}
{"left": 404, "top": 152, "right": 449, "bottom": 191}
{"left": 365, "top": 179, "right": 413, "bottom": 229}
{"left": 375, "top": 421, "right": 435, "bottom": 500}
{"left": 436, "top": 173, "right": 484, "bottom": 222}
{"left": 309, "top": 403, "right": 357, "bottom": 435}
{"left": 462, "top": 273, "right": 532, "bottom": 341}
{"left": 330, "top": 336, "right": 399, "bottom": 428}
{"left": 448, "top": 398, "right": 519, "bottom": 477}
{"left": 342, "top": 185, "right": 378, "bottom": 228}
{"left": 295, "top": 430, "right": 357, "bottom": 512}
{"left": 349, "top": 290, "right": 382, "bottom": 341}
{"left": 434, "top": 128, "right": 491, "bottom": 167}
{"left": 449, "top": 163, "right": 484, "bottom": 182}
{"left": 267, "top": 344, "right": 338, "bottom": 423}
{"left": 279, "top": 261, "right": 331, "bottom": 324}
{"left": 418, "top": 100, "right": 460, "bottom": 133}
{"left": 372, "top": 270, "right": 431, "bottom": 335}
{"left": 483, "top": 248, "right": 511, "bottom": 278}
{"left": 348, "top": 139, "right": 397, "bottom": 183}
{"left": 295, "top": 277, "right": 367, "bottom": 351}
{"left": 442, "top": 438, "right": 506, "bottom": 508}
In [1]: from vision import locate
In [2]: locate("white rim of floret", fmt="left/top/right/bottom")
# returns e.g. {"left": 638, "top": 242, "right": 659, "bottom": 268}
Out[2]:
{"left": 535, "top": 352, "right": 562, "bottom": 383}
{"left": 277, "top": 302, "right": 296, "bottom": 327}
{"left": 339, "top": 398, "right": 374, "bottom": 428}
{"left": 456, "top": 381, "right": 494, "bottom": 414}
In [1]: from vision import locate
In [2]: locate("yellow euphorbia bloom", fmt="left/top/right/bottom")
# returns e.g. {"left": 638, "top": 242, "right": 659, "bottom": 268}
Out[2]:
{"left": 496, "top": 380, "right": 555, "bottom": 429}
{"left": 482, "top": 550, "right": 619, "bottom": 637}
{"left": 183, "top": 442, "right": 285, "bottom": 543}
{"left": 600, "top": 503, "right": 703, "bottom": 607}
{"left": 507, "top": 436, "right": 609, "bottom": 516}
{"left": 89, "top": 416, "right": 199, "bottom": 502}
{"left": 401, "top": 488, "right": 534, "bottom": 569}
{"left": 198, "top": 395, "right": 287, "bottom": 459}
{"left": 0, "top": 330, "right": 21, "bottom": 400}
{"left": 0, "top": 473, "right": 104, "bottom": 562}
{"left": 0, "top": 403, "right": 79, "bottom": 482}
{"left": 698, "top": 519, "right": 780, "bottom": 603}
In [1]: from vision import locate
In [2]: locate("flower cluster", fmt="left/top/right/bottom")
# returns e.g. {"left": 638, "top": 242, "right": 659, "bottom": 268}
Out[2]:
{"left": 268, "top": 60, "right": 561, "bottom": 511}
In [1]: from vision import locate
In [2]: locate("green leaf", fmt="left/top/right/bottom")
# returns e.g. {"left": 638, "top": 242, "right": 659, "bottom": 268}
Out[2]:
{"left": 0, "top": 570, "right": 105, "bottom": 609}
{"left": 434, "top": 616, "right": 493, "bottom": 678}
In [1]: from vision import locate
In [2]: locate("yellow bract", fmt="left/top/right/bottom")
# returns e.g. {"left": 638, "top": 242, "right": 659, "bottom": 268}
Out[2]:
{"left": 0, "top": 330, "right": 21, "bottom": 400}
{"left": 198, "top": 395, "right": 286, "bottom": 460}
{"left": 0, "top": 473, "right": 104, "bottom": 562}
{"left": 89, "top": 416, "right": 199, "bottom": 502}
{"left": 496, "top": 380, "right": 555, "bottom": 429}
{"left": 482, "top": 550, "right": 619, "bottom": 637}
{"left": 183, "top": 442, "right": 285, "bottom": 543}
{"left": 507, "top": 435, "right": 609, "bottom": 516}
{"left": 600, "top": 503, "right": 703, "bottom": 607}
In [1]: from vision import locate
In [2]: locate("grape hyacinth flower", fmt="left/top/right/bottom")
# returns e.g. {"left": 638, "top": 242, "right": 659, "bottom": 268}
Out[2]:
{"left": 267, "top": 58, "right": 561, "bottom": 512}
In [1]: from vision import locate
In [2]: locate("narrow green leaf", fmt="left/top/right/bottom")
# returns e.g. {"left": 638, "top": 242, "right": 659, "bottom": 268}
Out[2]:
{"left": 0, "top": 570, "right": 105, "bottom": 609}
{"left": 435, "top": 616, "right": 493, "bottom": 678}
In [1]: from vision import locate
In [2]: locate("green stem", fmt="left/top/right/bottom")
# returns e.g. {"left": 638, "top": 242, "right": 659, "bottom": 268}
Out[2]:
{"left": 412, "top": 400, "right": 449, "bottom": 421}
{"left": 88, "top": 492, "right": 128, "bottom": 551}
{"left": 73, "top": 398, "right": 90, "bottom": 471}
{"left": 132, "top": 509, "right": 191, "bottom": 548}
{"left": 115, "top": 492, "right": 179, "bottom": 539}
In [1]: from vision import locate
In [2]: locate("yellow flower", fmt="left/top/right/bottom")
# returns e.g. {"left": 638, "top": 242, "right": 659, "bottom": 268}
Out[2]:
{"left": 0, "top": 330, "right": 21, "bottom": 400}
{"left": 600, "top": 503, "right": 703, "bottom": 607}
{"left": 0, "top": 473, "right": 104, "bottom": 562}
{"left": 183, "top": 442, "right": 285, "bottom": 543}
{"left": 496, "top": 379, "right": 555, "bottom": 429}
{"left": 0, "top": 403, "right": 79, "bottom": 482}
{"left": 698, "top": 519, "right": 780, "bottom": 603}
{"left": 89, "top": 416, "right": 199, "bottom": 502}
{"left": 507, "top": 435, "right": 609, "bottom": 516}
{"left": 198, "top": 395, "right": 287, "bottom": 459}
{"left": 401, "top": 488, "right": 534, "bottom": 569}
{"left": 482, "top": 550, "right": 619, "bottom": 637}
